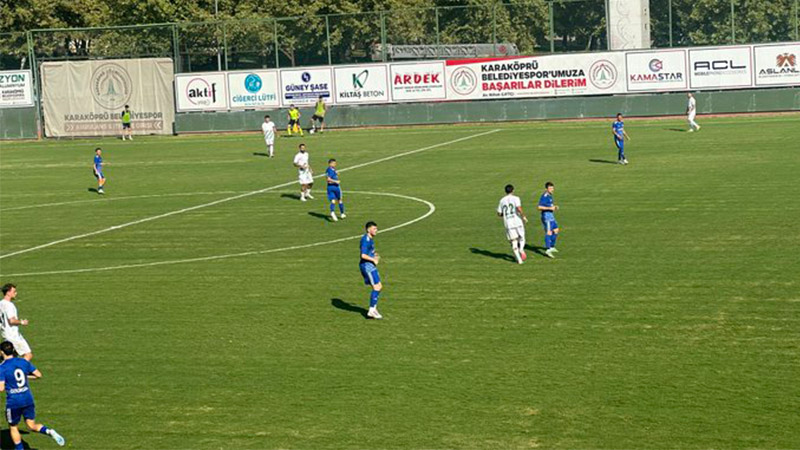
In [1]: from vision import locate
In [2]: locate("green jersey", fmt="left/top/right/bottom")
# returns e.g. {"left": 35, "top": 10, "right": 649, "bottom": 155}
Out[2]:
{"left": 315, "top": 100, "right": 326, "bottom": 117}
{"left": 289, "top": 108, "right": 300, "bottom": 120}
{"left": 121, "top": 110, "right": 131, "bottom": 124}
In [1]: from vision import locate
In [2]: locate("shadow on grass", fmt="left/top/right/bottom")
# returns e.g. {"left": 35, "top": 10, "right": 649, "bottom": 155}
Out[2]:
{"left": 0, "top": 429, "right": 32, "bottom": 449}
{"left": 524, "top": 244, "right": 549, "bottom": 258}
{"left": 588, "top": 159, "right": 619, "bottom": 165}
{"left": 308, "top": 212, "right": 331, "bottom": 222}
{"left": 252, "top": 152, "right": 270, "bottom": 157}
{"left": 280, "top": 193, "right": 301, "bottom": 200}
{"left": 87, "top": 187, "right": 99, "bottom": 193}
{"left": 331, "top": 298, "right": 368, "bottom": 319}
{"left": 665, "top": 128, "right": 686, "bottom": 132}
{"left": 469, "top": 247, "right": 515, "bottom": 262}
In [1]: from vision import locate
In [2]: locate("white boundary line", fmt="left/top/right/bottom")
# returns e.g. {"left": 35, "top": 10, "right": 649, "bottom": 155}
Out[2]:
{"left": 0, "top": 190, "right": 435, "bottom": 277}
{"left": 0, "top": 128, "right": 499, "bottom": 261}
{"left": 0, "top": 191, "right": 245, "bottom": 212}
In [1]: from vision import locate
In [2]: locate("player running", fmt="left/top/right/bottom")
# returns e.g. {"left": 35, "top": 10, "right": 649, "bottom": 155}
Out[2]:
{"left": 310, "top": 96, "right": 327, "bottom": 133}
{"left": 293, "top": 144, "right": 314, "bottom": 201}
{"left": 497, "top": 184, "right": 528, "bottom": 264}
{"left": 287, "top": 105, "right": 303, "bottom": 136}
{"left": 120, "top": 104, "right": 132, "bottom": 141}
{"left": 537, "top": 182, "right": 560, "bottom": 259}
{"left": 360, "top": 221, "right": 384, "bottom": 319}
{"left": 261, "top": 115, "right": 276, "bottom": 158}
{"left": 0, "top": 341, "right": 66, "bottom": 448}
{"left": 612, "top": 113, "right": 631, "bottom": 165}
{"left": 92, "top": 148, "right": 105, "bottom": 194}
{"left": 687, "top": 93, "right": 701, "bottom": 132}
{"left": 325, "top": 159, "right": 346, "bottom": 221}
{"left": 0, "top": 284, "right": 33, "bottom": 362}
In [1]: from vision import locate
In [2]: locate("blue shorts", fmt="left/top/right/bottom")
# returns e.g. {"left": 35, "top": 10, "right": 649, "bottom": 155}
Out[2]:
{"left": 615, "top": 138, "right": 624, "bottom": 150}
{"left": 94, "top": 168, "right": 104, "bottom": 179}
{"left": 6, "top": 404, "right": 34, "bottom": 425}
{"left": 327, "top": 185, "right": 342, "bottom": 201}
{"left": 542, "top": 217, "right": 559, "bottom": 233}
{"left": 360, "top": 263, "right": 381, "bottom": 286}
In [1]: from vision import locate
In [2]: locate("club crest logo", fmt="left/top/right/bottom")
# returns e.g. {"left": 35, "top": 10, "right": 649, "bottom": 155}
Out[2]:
{"left": 91, "top": 63, "right": 132, "bottom": 110}
{"left": 589, "top": 60, "right": 618, "bottom": 89}
{"left": 450, "top": 67, "right": 478, "bottom": 95}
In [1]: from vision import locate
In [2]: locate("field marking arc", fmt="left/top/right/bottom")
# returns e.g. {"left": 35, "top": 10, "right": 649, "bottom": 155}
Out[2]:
{"left": 0, "top": 129, "right": 500, "bottom": 261}
{"left": 0, "top": 190, "right": 435, "bottom": 277}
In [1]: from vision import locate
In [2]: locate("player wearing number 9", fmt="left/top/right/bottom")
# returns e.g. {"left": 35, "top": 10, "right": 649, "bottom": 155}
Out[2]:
{"left": 0, "top": 341, "right": 65, "bottom": 448}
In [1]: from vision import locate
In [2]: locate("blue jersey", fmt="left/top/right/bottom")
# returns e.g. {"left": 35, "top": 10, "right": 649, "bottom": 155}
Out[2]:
{"left": 0, "top": 358, "right": 36, "bottom": 409}
{"left": 538, "top": 192, "right": 555, "bottom": 220}
{"left": 326, "top": 167, "right": 339, "bottom": 185}
{"left": 612, "top": 120, "right": 624, "bottom": 140}
{"left": 94, "top": 154, "right": 103, "bottom": 170}
{"left": 359, "top": 234, "right": 375, "bottom": 264}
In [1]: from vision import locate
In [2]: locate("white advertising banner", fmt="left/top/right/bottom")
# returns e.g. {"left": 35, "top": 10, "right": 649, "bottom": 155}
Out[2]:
{"left": 445, "top": 52, "right": 626, "bottom": 101}
{"left": 280, "top": 67, "right": 333, "bottom": 106}
{"left": 227, "top": 70, "right": 280, "bottom": 109}
{"left": 175, "top": 73, "right": 228, "bottom": 111}
{"left": 0, "top": 70, "right": 34, "bottom": 108}
{"left": 625, "top": 49, "right": 688, "bottom": 92}
{"left": 753, "top": 43, "right": 800, "bottom": 86}
{"left": 689, "top": 46, "right": 753, "bottom": 89}
{"left": 390, "top": 62, "right": 447, "bottom": 102}
{"left": 41, "top": 58, "right": 174, "bottom": 137}
{"left": 333, "top": 65, "right": 390, "bottom": 104}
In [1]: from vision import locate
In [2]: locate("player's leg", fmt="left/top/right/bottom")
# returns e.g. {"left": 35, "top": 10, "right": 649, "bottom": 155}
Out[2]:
{"left": 319, "top": 116, "right": 325, "bottom": 132}
{"left": 616, "top": 139, "right": 626, "bottom": 164}
{"left": 518, "top": 227, "right": 527, "bottom": 261}
{"left": 543, "top": 221, "right": 555, "bottom": 258}
{"left": 337, "top": 191, "right": 345, "bottom": 217}
{"left": 368, "top": 280, "right": 383, "bottom": 319}
{"left": 9, "top": 423, "right": 23, "bottom": 450}
{"left": 11, "top": 336, "right": 32, "bottom": 361}
{"left": 24, "top": 409, "right": 65, "bottom": 447}
{"left": 328, "top": 196, "right": 338, "bottom": 221}
{"left": 98, "top": 175, "right": 105, "bottom": 194}
{"left": 287, "top": 120, "right": 293, "bottom": 135}
{"left": 550, "top": 225, "right": 560, "bottom": 253}
{"left": 306, "top": 182, "right": 314, "bottom": 199}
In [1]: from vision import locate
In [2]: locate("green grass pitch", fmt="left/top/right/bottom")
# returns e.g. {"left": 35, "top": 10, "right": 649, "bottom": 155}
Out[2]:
{"left": 0, "top": 114, "right": 798, "bottom": 449}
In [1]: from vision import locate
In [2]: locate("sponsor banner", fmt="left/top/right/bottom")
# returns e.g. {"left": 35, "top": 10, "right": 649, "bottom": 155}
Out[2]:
{"left": 625, "top": 49, "right": 688, "bottom": 92}
{"left": 227, "top": 70, "right": 280, "bottom": 109}
{"left": 689, "top": 47, "right": 753, "bottom": 89}
{"left": 333, "top": 65, "right": 390, "bottom": 104}
{"left": 445, "top": 52, "right": 626, "bottom": 100}
{"left": 41, "top": 58, "right": 174, "bottom": 137}
{"left": 280, "top": 67, "right": 333, "bottom": 106}
{"left": 0, "top": 70, "right": 34, "bottom": 108}
{"left": 175, "top": 73, "right": 228, "bottom": 111}
{"left": 390, "top": 62, "right": 447, "bottom": 101}
{"left": 754, "top": 43, "right": 800, "bottom": 86}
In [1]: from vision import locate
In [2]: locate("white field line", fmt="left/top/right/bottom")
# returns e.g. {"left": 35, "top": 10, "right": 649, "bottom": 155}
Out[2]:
{"left": 0, "top": 191, "right": 244, "bottom": 212}
{"left": 0, "top": 190, "right": 435, "bottom": 277}
{"left": 0, "top": 128, "right": 500, "bottom": 261}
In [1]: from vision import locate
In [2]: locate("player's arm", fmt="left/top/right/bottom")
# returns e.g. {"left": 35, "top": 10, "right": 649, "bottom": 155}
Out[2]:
{"left": 0, "top": 381, "right": 4, "bottom": 392}
{"left": 29, "top": 369, "right": 42, "bottom": 380}
{"left": 8, "top": 316, "right": 28, "bottom": 326}
{"left": 516, "top": 206, "right": 528, "bottom": 223}
{"left": 326, "top": 175, "right": 339, "bottom": 184}
{"left": 623, "top": 130, "right": 631, "bottom": 140}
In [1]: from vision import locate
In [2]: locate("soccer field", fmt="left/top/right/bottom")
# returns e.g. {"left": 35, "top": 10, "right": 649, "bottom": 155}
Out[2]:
{"left": 0, "top": 114, "right": 799, "bottom": 449}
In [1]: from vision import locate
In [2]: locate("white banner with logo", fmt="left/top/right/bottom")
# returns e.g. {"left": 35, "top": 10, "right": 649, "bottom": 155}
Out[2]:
{"left": 333, "top": 65, "right": 390, "bottom": 104}
{"left": 390, "top": 62, "right": 447, "bottom": 102}
{"left": 0, "top": 70, "right": 34, "bottom": 108}
{"left": 227, "top": 70, "right": 280, "bottom": 109}
{"left": 753, "top": 43, "right": 800, "bottom": 86}
{"left": 280, "top": 67, "right": 333, "bottom": 106}
{"left": 689, "top": 47, "right": 753, "bottom": 89}
{"left": 175, "top": 73, "right": 228, "bottom": 111}
{"left": 446, "top": 52, "right": 626, "bottom": 101}
{"left": 625, "top": 49, "right": 688, "bottom": 92}
{"left": 41, "top": 58, "right": 174, "bottom": 137}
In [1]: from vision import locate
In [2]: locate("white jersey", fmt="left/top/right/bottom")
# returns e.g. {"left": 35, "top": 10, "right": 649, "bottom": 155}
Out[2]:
{"left": 687, "top": 97, "right": 696, "bottom": 114}
{"left": 0, "top": 300, "right": 21, "bottom": 339}
{"left": 293, "top": 151, "right": 309, "bottom": 170}
{"left": 497, "top": 194, "right": 524, "bottom": 229}
{"left": 261, "top": 121, "right": 276, "bottom": 142}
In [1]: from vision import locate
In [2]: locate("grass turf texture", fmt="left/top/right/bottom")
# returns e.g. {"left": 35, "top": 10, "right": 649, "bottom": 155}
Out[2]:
{"left": 0, "top": 115, "right": 798, "bottom": 449}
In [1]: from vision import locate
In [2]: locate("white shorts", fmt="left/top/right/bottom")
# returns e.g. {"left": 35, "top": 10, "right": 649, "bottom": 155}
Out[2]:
{"left": 264, "top": 137, "right": 274, "bottom": 146}
{"left": 505, "top": 226, "right": 525, "bottom": 241}
{"left": 298, "top": 170, "right": 313, "bottom": 185}
{"left": 688, "top": 112, "right": 696, "bottom": 121}
{"left": 6, "top": 335, "right": 31, "bottom": 355}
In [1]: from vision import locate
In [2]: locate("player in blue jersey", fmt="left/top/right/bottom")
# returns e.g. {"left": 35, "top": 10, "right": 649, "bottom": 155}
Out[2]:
{"left": 326, "top": 159, "right": 346, "bottom": 222}
{"left": 0, "top": 341, "right": 65, "bottom": 449}
{"left": 360, "top": 221, "right": 383, "bottom": 319}
{"left": 537, "top": 182, "right": 560, "bottom": 259}
{"left": 612, "top": 113, "right": 631, "bottom": 165}
{"left": 92, "top": 147, "right": 105, "bottom": 194}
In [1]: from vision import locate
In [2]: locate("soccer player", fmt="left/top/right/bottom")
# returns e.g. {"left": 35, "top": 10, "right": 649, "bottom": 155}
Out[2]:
{"left": 0, "top": 341, "right": 66, "bottom": 448}
{"left": 687, "top": 93, "right": 701, "bottom": 132}
{"left": 310, "top": 95, "right": 327, "bottom": 133}
{"left": 292, "top": 143, "right": 314, "bottom": 201}
{"left": 537, "top": 182, "right": 560, "bottom": 259}
{"left": 497, "top": 184, "right": 528, "bottom": 264}
{"left": 261, "top": 115, "right": 276, "bottom": 158}
{"left": 120, "top": 104, "right": 132, "bottom": 140}
{"left": 92, "top": 147, "right": 105, "bottom": 194}
{"left": 287, "top": 105, "right": 303, "bottom": 136}
{"left": 325, "top": 159, "right": 346, "bottom": 221}
{"left": 0, "top": 284, "right": 33, "bottom": 362}
{"left": 612, "top": 113, "right": 631, "bottom": 165}
{"left": 360, "top": 221, "right": 383, "bottom": 319}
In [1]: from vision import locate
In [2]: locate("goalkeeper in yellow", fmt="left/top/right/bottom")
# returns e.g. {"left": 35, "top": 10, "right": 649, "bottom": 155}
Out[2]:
{"left": 287, "top": 105, "right": 303, "bottom": 136}
{"left": 310, "top": 96, "right": 327, "bottom": 133}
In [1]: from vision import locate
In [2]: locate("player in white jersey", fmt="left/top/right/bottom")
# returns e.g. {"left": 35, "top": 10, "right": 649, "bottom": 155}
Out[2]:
{"left": 687, "top": 93, "right": 701, "bottom": 132}
{"left": 261, "top": 115, "right": 276, "bottom": 158}
{"left": 497, "top": 184, "right": 529, "bottom": 264}
{"left": 0, "top": 284, "right": 32, "bottom": 361}
{"left": 293, "top": 143, "right": 314, "bottom": 201}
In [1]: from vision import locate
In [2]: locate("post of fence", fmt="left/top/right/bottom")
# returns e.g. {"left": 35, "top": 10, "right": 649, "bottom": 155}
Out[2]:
{"left": 273, "top": 19, "right": 280, "bottom": 68}
{"left": 548, "top": 1, "right": 555, "bottom": 53}
{"left": 325, "top": 15, "right": 332, "bottom": 65}
{"left": 26, "top": 30, "right": 43, "bottom": 139}
{"left": 172, "top": 23, "right": 180, "bottom": 73}
{"left": 435, "top": 7, "right": 440, "bottom": 47}
{"left": 380, "top": 11, "right": 387, "bottom": 62}
{"left": 223, "top": 21, "right": 229, "bottom": 70}
{"left": 668, "top": 0, "right": 673, "bottom": 47}
{"left": 795, "top": 0, "right": 799, "bottom": 40}
{"left": 491, "top": 4, "right": 497, "bottom": 56}
{"left": 730, "top": 0, "right": 735, "bottom": 44}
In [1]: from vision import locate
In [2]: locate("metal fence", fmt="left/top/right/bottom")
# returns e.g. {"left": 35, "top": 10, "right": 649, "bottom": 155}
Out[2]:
{"left": 0, "top": 0, "right": 798, "bottom": 72}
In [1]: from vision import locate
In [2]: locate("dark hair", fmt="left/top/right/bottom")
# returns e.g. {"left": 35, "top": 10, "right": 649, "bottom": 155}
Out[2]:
{"left": 328, "top": 158, "right": 336, "bottom": 163}
{"left": 264, "top": 115, "right": 270, "bottom": 119}
{"left": 504, "top": 184, "right": 514, "bottom": 194}
{"left": 1, "top": 284, "right": 15, "bottom": 296}
{"left": 365, "top": 221, "right": 377, "bottom": 230}
{"left": 0, "top": 341, "right": 15, "bottom": 357}
{"left": 616, "top": 113, "right": 623, "bottom": 118}
{"left": 545, "top": 181, "right": 554, "bottom": 188}
{"left": 318, "top": 95, "right": 324, "bottom": 99}
{"left": 95, "top": 147, "right": 102, "bottom": 152}
{"left": 299, "top": 143, "right": 305, "bottom": 148}
{"left": 124, "top": 105, "right": 129, "bottom": 108}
